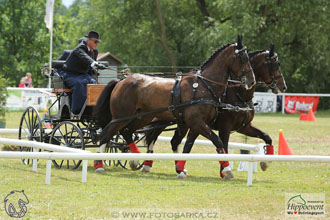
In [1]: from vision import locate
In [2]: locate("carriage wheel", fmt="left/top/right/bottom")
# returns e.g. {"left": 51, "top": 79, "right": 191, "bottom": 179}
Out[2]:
{"left": 18, "top": 107, "right": 43, "bottom": 165}
{"left": 49, "top": 121, "right": 85, "bottom": 170}
{"left": 105, "top": 133, "right": 145, "bottom": 170}
{"left": 103, "top": 140, "right": 119, "bottom": 167}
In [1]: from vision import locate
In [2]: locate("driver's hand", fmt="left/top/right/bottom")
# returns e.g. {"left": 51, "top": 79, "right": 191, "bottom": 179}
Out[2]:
{"left": 96, "top": 63, "right": 107, "bottom": 70}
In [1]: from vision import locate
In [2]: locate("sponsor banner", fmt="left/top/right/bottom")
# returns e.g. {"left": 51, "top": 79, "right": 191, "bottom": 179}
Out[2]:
{"left": 6, "top": 88, "right": 58, "bottom": 112}
{"left": 285, "top": 193, "right": 325, "bottom": 217}
{"left": 252, "top": 92, "right": 277, "bottom": 113}
{"left": 284, "top": 96, "right": 319, "bottom": 113}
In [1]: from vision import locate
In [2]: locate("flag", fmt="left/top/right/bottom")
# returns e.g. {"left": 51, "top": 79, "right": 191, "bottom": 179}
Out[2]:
{"left": 44, "top": 0, "right": 54, "bottom": 31}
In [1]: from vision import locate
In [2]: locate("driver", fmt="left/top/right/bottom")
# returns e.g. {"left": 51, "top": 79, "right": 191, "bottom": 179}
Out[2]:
{"left": 62, "top": 31, "right": 105, "bottom": 116}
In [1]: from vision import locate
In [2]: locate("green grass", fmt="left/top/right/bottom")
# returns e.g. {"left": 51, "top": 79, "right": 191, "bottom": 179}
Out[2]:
{"left": 0, "top": 111, "right": 329, "bottom": 219}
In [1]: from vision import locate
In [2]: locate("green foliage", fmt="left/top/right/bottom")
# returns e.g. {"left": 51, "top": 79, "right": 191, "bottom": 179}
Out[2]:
{"left": 0, "top": 0, "right": 48, "bottom": 86}
{"left": 0, "top": 0, "right": 329, "bottom": 95}
{"left": 0, "top": 0, "right": 78, "bottom": 87}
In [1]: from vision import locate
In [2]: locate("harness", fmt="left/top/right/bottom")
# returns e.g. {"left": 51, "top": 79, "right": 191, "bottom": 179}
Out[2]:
{"left": 110, "top": 46, "right": 253, "bottom": 125}
{"left": 256, "top": 53, "right": 283, "bottom": 89}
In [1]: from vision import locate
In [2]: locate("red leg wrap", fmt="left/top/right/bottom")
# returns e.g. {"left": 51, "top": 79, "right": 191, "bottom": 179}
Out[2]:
{"left": 94, "top": 160, "right": 103, "bottom": 169}
{"left": 143, "top": 160, "right": 153, "bottom": 167}
{"left": 265, "top": 145, "right": 274, "bottom": 155}
{"left": 220, "top": 172, "right": 224, "bottom": 178}
{"left": 219, "top": 160, "right": 229, "bottom": 167}
{"left": 176, "top": 160, "right": 186, "bottom": 172}
{"left": 218, "top": 148, "right": 229, "bottom": 168}
{"left": 129, "top": 142, "right": 140, "bottom": 153}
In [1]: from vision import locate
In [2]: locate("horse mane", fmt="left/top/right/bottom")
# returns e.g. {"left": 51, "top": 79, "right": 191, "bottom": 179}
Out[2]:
{"left": 200, "top": 43, "right": 233, "bottom": 71}
{"left": 248, "top": 50, "right": 267, "bottom": 61}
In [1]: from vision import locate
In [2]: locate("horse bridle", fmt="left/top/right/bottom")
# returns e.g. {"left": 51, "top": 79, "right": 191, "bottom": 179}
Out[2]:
{"left": 229, "top": 46, "right": 253, "bottom": 86}
{"left": 264, "top": 53, "right": 283, "bottom": 89}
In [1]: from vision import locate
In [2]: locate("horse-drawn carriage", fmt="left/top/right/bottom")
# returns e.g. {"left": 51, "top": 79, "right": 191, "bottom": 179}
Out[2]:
{"left": 17, "top": 35, "right": 286, "bottom": 179}
{"left": 18, "top": 60, "right": 147, "bottom": 170}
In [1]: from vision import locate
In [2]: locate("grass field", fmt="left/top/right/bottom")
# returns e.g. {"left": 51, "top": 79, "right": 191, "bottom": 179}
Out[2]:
{"left": 0, "top": 111, "right": 329, "bottom": 219}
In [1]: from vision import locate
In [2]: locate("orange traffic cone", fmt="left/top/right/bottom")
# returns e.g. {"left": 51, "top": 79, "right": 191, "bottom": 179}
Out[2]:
{"left": 307, "top": 106, "right": 316, "bottom": 122}
{"left": 278, "top": 129, "right": 293, "bottom": 155}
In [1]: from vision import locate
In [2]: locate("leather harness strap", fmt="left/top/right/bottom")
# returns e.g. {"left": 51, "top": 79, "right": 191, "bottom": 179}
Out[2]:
{"left": 109, "top": 71, "right": 249, "bottom": 125}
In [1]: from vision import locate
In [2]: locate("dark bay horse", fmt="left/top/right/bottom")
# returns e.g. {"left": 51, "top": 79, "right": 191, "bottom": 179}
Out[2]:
{"left": 142, "top": 44, "right": 287, "bottom": 178}
{"left": 93, "top": 36, "right": 256, "bottom": 176}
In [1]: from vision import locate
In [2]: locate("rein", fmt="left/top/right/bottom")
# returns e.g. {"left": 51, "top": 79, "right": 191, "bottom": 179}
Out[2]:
{"left": 177, "top": 72, "right": 242, "bottom": 88}
{"left": 109, "top": 98, "right": 220, "bottom": 124}
{"left": 198, "top": 75, "right": 242, "bottom": 88}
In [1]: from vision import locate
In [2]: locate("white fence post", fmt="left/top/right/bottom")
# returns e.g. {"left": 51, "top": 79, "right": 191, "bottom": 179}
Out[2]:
{"left": 45, "top": 160, "right": 52, "bottom": 185}
{"left": 32, "top": 147, "right": 39, "bottom": 172}
{"left": 247, "top": 162, "right": 254, "bottom": 186}
{"left": 82, "top": 160, "right": 88, "bottom": 183}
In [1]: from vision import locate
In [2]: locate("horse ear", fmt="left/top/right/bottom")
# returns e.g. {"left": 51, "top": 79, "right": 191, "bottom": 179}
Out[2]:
{"left": 237, "top": 35, "right": 243, "bottom": 49}
{"left": 269, "top": 43, "right": 274, "bottom": 57}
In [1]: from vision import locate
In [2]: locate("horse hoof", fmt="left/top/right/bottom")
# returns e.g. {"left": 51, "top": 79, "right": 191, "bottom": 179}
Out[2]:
{"left": 260, "top": 161, "right": 270, "bottom": 171}
{"left": 221, "top": 166, "right": 234, "bottom": 179}
{"left": 95, "top": 167, "right": 105, "bottom": 173}
{"left": 141, "top": 165, "right": 151, "bottom": 173}
{"left": 177, "top": 171, "right": 187, "bottom": 179}
{"left": 129, "top": 160, "right": 140, "bottom": 171}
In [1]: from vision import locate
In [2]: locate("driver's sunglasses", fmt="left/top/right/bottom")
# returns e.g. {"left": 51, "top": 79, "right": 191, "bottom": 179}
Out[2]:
{"left": 94, "top": 40, "right": 100, "bottom": 44}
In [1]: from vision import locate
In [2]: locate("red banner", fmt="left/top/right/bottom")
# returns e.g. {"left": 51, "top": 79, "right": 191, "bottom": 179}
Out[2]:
{"left": 284, "top": 96, "right": 320, "bottom": 113}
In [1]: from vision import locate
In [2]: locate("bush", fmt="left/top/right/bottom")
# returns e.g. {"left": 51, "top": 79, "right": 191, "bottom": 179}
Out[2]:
{"left": 0, "top": 75, "right": 9, "bottom": 120}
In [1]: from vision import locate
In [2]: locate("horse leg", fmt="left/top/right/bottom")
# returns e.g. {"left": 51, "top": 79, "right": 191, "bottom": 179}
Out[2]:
{"left": 218, "top": 131, "right": 234, "bottom": 179}
{"left": 94, "top": 121, "right": 128, "bottom": 173}
{"left": 142, "top": 126, "right": 165, "bottom": 173}
{"left": 176, "top": 129, "right": 199, "bottom": 179}
{"left": 171, "top": 125, "right": 189, "bottom": 169}
{"left": 120, "top": 128, "right": 142, "bottom": 170}
{"left": 189, "top": 121, "right": 233, "bottom": 179}
{"left": 238, "top": 124, "right": 273, "bottom": 171}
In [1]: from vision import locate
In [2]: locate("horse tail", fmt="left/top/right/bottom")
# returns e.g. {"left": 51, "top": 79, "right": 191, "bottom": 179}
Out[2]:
{"left": 93, "top": 79, "right": 119, "bottom": 128}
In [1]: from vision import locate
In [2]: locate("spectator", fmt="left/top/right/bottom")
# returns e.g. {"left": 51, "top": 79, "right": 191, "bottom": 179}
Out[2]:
{"left": 18, "top": 73, "right": 32, "bottom": 88}
{"left": 24, "top": 72, "right": 33, "bottom": 88}
{"left": 18, "top": 77, "right": 26, "bottom": 88}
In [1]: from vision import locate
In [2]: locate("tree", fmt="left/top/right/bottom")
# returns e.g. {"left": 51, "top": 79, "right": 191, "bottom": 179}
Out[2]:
{"left": 0, "top": 0, "right": 78, "bottom": 87}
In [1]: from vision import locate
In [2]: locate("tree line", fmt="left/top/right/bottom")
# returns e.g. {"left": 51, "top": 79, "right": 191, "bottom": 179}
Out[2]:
{"left": 0, "top": 0, "right": 329, "bottom": 96}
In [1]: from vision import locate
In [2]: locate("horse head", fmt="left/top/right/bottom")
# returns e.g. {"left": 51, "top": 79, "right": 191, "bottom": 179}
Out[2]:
{"left": 252, "top": 44, "right": 287, "bottom": 94}
{"left": 230, "top": 35, "right": 256, "bottom": 90}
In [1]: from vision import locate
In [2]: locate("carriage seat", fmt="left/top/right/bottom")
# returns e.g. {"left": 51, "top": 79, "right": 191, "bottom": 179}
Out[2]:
{"left": 52, "top": 60, "right": 66, "bottom": 70}
{"left": 52, "top": 72, "right": 72, "bottom": 93}
{"left": 51, "top": 60, "right": 72, "bottom": 93}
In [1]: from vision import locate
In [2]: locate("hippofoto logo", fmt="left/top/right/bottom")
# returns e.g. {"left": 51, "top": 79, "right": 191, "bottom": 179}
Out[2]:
{"left": 4, "top": 190, "right": 29, "bottom": 218}
{"left": 285, "top": 193, "right": 325, "bottom": 217}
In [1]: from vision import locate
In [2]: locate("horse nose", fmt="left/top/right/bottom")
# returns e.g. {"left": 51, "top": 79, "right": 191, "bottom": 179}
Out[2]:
{"left": 245, "top": 78, "right": 256, "bottom": 90}
{"left": 279, "top": 83, "right": 287, "bottom": 92}
{"left": 251, "top": 79, "right": 256, "bottom": 87}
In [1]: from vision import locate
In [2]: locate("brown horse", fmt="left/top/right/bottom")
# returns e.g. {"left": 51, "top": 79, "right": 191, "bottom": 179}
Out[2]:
{"left": 93, "top": 36, "right": 256, "bottom": 176}
{"left": 142, "top": 44, "right": 287, "bottom": 178}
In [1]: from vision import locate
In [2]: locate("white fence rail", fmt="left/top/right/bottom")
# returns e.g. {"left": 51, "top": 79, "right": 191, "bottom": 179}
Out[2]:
{"left": 157, "top": 136, "right": 260, "bottom": 152}
{"left": 0, "top": 129, "right": 260, "bottom": 152}
{"left": 1, "top": 151, "right": 330, "bottom": 186}
{"left": 0, "top": 137, "right": 89, "bottom": 153}
{"left": 1, "top": 136, "right": 330, "bottom": 186}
